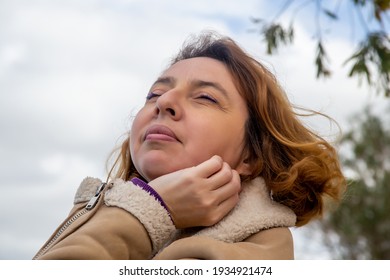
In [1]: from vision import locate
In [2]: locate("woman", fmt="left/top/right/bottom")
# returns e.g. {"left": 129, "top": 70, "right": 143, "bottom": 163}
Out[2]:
{"left": 33, "top": 31, "right": 346, "bottom": 260}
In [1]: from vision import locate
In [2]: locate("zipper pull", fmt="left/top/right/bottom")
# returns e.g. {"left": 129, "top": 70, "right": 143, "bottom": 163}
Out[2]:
{"left": 85, "top": 182, "right": 106, "bottom": 210}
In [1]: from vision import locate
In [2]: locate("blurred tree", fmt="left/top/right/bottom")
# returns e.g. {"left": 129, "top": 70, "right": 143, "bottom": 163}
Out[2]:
{"left": 319, "top": 106, "right": 390, "bottom": 259}
{"left": 252, "top": 0, "right": 390, "bottom": 97}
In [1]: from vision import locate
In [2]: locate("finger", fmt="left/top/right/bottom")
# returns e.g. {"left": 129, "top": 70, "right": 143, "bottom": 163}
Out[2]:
{"left": 211, "top": 169, "right": 241, "bottom": 203}
{"left": 193, "top": 155, "right": 223, "bottom": 178}
{"left": 207, "top": 162, "right": 233, "bottom": 190}
{"left": 202, "top": 171, "right": 241, "bottom": 226}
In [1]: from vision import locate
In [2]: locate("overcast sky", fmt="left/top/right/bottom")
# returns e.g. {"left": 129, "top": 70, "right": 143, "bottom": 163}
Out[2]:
{"left": 0, "top": 0, "right": 387, "bottom": 259}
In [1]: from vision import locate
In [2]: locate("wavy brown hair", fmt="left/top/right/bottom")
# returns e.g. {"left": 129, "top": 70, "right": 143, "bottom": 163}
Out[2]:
{"left": 108, "top": 31, "right": 346, "bottom": 227}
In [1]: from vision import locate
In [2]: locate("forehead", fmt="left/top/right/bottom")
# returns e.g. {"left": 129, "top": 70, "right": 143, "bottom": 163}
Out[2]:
{"left": 162, "top": 57, "right": 235, "bottom": 85}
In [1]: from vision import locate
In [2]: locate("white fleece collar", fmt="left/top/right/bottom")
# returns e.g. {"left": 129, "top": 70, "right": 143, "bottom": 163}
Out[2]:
{"left": 194, "top": 177, "right": 297, "bottom": 243}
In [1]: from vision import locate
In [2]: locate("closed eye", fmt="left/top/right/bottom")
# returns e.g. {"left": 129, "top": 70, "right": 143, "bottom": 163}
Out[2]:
{"left": 146, "top": 92, "right": 161, "bottom": 100}
{"left": 198, "top": 94, "right": 218, "bottom": 103}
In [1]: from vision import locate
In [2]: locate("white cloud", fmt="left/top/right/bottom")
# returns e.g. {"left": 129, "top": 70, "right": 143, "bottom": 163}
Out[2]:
{"left": 0, "top": 0, "right": 385, "bottom": 260}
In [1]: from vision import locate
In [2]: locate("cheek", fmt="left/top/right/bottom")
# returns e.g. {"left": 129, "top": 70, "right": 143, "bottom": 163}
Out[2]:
{"left": 186, "top": 120, "right": 246, "bottom": 167}
{"left": 129, "top": 110, "right": 147, "bottom": 156}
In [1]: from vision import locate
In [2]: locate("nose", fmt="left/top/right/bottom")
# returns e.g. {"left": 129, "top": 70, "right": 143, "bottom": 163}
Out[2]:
{"left": 154, "top": 90, "right": 181, "bottom": 120}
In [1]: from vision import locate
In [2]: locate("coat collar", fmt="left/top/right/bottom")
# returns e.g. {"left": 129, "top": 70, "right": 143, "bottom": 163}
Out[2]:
{"left": 74, "top": 176, "right": 297, "bottom": 244}
{"left": 192, "top": 177, "right": 297, "bottom": 243}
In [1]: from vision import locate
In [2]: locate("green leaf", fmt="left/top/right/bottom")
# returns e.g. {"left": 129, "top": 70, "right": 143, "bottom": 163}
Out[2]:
{"left": 323, "top": 9, "right": 338, "bottom": 20}
{"left": 263, "top": 23, "right": 294, "bottom": 54}
{"left": 315, "top": 41, "right": 331, "bottom": 78}
{"left": 344, "top": 32, "right": 389, "bottom": 95}
{"left": 347, "top": 57, "right": 371, "bottom": 85}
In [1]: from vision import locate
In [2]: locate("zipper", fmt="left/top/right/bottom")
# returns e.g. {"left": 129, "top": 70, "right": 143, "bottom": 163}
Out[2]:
{"left": 85, "top": 182, "right": 107, "bottom": 210}
{"left": 33, "top": 182, "right": 107, "bottom": 259}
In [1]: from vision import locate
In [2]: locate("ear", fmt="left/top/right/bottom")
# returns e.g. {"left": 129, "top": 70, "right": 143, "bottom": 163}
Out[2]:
{"left": 235, "top": 155, "right": 254, "bottom": 176}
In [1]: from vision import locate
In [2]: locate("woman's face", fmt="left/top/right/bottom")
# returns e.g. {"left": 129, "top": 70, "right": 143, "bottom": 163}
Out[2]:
{"left": 130, "top": 57, "right": 249, "bottom": 181}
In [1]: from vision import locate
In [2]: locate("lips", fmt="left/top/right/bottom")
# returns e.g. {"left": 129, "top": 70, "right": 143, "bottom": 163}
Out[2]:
{"left": 144, "top": 124, "right": 179, "bottom": 142}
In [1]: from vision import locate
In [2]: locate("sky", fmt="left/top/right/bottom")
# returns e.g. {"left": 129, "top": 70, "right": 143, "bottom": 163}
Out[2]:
{"left": 0, "top": 0, "right": 388, "bottom": 260}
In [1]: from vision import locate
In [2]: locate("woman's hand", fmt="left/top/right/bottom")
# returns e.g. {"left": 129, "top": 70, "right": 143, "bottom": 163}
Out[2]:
{"left": 148, "top": 155, "right": 241, "bottom": 229}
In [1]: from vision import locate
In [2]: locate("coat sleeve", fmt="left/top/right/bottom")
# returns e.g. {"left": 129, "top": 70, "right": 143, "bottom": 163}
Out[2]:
{"left": 34, "top": 177, "right": 176, "bottom": 260}
{"left": 153, "top": 227, "right": 294, "bottom": 260}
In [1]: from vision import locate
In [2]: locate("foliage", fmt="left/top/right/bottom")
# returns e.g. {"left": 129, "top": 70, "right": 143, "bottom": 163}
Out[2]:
{"left": 251, "top": 0, "right": 390, "bottom": 97}
{"left": 320, "top": 106, "right": 390, "bottom": 259}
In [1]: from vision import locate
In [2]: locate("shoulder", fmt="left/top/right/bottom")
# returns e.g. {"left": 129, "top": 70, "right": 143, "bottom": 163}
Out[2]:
{"left": 245, "top": 227, "right": 293, "bottom": 245}
{"left": 154, "top": 227, "right": 294, "bottom": 260}
{"left": 243, "top": 227, "right": 294, "bottom": 259}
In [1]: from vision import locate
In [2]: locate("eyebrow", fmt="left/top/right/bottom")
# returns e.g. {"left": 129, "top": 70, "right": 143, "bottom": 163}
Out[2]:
{"left": 193, "top": 80, "right": 229, "bottom": 99}
{"left": 152, "top": 76, "right": 175, "bottom": 87}
{"left": 152, "top": 76, "right": 230, "bottom": 99}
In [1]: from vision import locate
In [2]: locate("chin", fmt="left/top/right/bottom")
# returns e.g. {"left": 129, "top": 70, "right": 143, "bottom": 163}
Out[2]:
{"left": 139, "top": 169, "right": 171, "bottom": 182}
{"left": 134, "top": 153, "right": 195, "bottom": 181}
{"left": 136, "top": 162, "right": 178, "bottom": 182}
